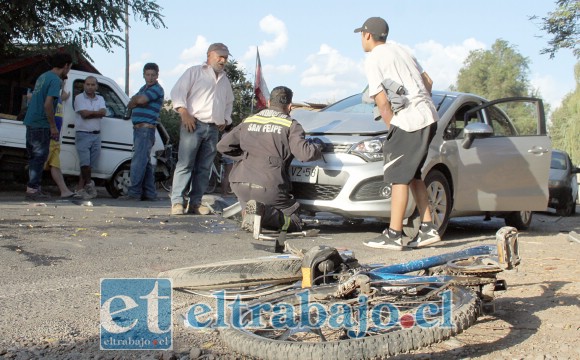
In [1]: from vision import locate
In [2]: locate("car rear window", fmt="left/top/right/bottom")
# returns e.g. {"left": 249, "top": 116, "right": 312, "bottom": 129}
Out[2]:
{"left": 551, "top": 152, "right": 568, "bottom": 170}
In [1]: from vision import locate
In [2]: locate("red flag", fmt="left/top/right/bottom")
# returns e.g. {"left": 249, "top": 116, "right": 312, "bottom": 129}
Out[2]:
{"left": 254, "top": 48, "right": 269, "bottom": 111}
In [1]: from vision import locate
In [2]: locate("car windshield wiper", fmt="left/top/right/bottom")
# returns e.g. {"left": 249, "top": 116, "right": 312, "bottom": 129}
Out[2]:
{"left": 434, "top": 94, "right": 448, "bottom": 112}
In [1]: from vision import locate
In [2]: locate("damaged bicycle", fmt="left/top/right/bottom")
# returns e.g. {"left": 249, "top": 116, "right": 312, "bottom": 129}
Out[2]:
{"left": 159, "top": 226, "right": 520, "bottom": 359}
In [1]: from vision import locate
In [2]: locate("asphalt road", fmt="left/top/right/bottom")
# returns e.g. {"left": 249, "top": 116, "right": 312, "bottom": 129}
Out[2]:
{"left": 0, "top": 185, "right": 578, "bottom": 359}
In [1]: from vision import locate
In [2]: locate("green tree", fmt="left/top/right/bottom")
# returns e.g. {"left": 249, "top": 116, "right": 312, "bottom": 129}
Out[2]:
{"left": 549, "top": 62, "right": 580, "bottom": 164}
{"left": 0, "top": 0, "right": 165, "bottom": 58}
{"left": 531, "top": 0, "right": 580, "bottom": 59}
{"left": 454, "top": 39, "right": 539, "bottom": 135}
{"left": 158, "top": 60, "right": 253, "bottom": 147}
{"left": 225, "top": 60, "right": 254, "bottom": 126}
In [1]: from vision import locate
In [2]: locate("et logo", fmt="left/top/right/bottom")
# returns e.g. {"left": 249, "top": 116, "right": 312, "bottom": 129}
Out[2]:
{"left": 100, "top": 278, "right": 172, "bottom": 350}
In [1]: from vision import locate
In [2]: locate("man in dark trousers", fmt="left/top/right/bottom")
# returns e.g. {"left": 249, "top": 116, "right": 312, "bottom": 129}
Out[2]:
{"left": 23, "top": 52, "right": 72, "bottom": 200}
{"left": 217, "top": 86, "right": 323, "bottom": 238}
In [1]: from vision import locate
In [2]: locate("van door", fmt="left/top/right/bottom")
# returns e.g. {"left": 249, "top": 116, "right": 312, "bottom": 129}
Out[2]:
{"left": 452, "top": 97, "right": 551, "bottom": 211}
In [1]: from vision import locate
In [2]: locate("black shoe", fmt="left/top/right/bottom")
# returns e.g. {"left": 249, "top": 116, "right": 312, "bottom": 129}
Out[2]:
{"left": 119, "top": 195, "right": 140, "bottom": 201}
{"left": 141, "top": 196, "right": 160, "bottom": 201}
{"left": 25, "top": 191, "right": 50, "bottom": 201}
{"left": 363, "top": 229, "right": 405, "bottom": 251}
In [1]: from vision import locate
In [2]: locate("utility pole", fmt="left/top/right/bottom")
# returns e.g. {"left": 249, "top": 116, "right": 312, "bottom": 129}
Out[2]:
{"left": 124, "top": 0, "right": 130, "bottom": 95}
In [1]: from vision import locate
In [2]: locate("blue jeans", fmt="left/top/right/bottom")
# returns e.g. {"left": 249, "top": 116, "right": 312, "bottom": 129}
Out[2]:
{"left": 171, "top": 122, "right": 219, "bottom": 205}
{"left": 129, "top": 127, "right": 157, "bottom": 199}
{"left": 26, "top": 126, "right": 51, "bottom": 190}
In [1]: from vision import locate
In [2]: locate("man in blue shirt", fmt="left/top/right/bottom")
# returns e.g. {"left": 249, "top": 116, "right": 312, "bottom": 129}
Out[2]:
{"left": 23, "top": 52, "right": 73, "bottom": 200}
{"left": 124, "top": 63, "right": 164, "bottom": 200}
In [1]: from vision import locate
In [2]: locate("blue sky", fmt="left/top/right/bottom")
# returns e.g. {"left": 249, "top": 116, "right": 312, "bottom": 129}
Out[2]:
{"left": 88, "top": 0, "right": 578, "bottom": 113}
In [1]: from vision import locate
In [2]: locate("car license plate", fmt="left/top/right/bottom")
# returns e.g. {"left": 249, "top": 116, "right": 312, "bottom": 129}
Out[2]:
{"left": 290, "top": 166, "right": 318, "bottom": 183}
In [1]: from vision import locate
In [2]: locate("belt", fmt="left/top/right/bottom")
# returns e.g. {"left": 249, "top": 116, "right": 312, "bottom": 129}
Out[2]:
{"left": 133, "top": 123, "right": 156, "bottom": 129}
{"left": 78, "top": 130, "right": 100, "bottom": 134}
{"left": 197, "top": 121, "right": 217, "bottom": 127}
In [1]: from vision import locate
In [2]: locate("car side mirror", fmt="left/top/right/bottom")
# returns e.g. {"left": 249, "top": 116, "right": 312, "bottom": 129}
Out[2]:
{"left": 572, "top": 167, "right": 580, "bottom": 174}
{"left": 462, "top": 123, "right": 493, "bottom": 149}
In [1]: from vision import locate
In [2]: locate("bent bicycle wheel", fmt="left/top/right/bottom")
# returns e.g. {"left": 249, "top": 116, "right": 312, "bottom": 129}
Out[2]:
{"left": 158, "top": 256, "right": 302, "bottom": 297}
{"left": 220, "top": 284, "right": 480, "bottom": 359}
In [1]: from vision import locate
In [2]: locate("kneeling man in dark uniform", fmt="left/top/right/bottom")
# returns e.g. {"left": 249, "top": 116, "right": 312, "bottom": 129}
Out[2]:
{"left": 217, "top": 86, "right": 323, "bottom": 238}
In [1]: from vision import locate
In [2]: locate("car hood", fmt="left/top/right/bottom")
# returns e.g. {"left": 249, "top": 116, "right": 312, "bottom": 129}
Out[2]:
{"left": 292, "top": 109, "right": 387, "bottom": 135}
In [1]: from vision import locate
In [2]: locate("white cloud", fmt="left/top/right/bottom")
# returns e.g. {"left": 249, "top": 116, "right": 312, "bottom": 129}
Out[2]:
{"left": 296, "top": 38, "right": 489, "bottom": 103}
{"left": 264, "top": 64, "right": 295, "bottom": 75}
{"left": 531, "top": 73, "right": 573, "bottom": 111}
{"left": 179, "top": 35, "right": 211, "bottom": 62}
{"left": 242, "top": 15, "right": 288, "bottom": 61}
{"left": 412, "top": 38, "right": 486, "bottom": 90}
{"left": 299, "top": 44, "right": 364, "bottom": 102}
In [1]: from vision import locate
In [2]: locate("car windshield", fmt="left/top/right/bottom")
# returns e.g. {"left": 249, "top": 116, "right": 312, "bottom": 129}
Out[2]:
{"left": 321, "top": 93, "right": 453, "bottom": 118}
{"left": 551, "top": 152, "right": 568, "bottom": 170}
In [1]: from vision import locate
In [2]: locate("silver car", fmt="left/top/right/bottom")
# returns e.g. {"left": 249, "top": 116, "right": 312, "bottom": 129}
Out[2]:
{"left": 290, "top": 91, "right": 551, "bottom": 237}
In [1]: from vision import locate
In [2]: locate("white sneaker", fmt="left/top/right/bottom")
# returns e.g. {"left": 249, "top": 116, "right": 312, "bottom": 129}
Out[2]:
{"left": 408, "top": 225, "right": 441, "bottom": 248}
{"left": 84, "top": 181, "right": 98, "bottom": 199}
{"left": 73, "top": 189, "right": 91, "bottom": 200}
{"left": 363, "top": 231, "right": 405, "bottom": 251}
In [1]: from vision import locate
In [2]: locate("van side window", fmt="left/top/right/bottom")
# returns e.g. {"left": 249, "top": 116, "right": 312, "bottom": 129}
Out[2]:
{"left": 72, "top": 79, "right": 126, "bottom": 119}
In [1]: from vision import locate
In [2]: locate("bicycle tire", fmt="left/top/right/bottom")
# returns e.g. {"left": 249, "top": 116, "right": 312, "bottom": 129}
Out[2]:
{"left": 160, "top": 176, "right": 172, "bottom": 192}
{"left": 205, "top": 171, "right": 218, "bottom": 194}
{"left": 220, "top": 284, "right": 480, "bottom": 359}
{"left": 158, "top": 256, "right": 302, "bottom": 290}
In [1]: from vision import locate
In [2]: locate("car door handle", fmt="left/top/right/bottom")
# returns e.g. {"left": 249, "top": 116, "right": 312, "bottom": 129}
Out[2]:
{"left": 528, "top": 146, "right": 549, "bottom": 155}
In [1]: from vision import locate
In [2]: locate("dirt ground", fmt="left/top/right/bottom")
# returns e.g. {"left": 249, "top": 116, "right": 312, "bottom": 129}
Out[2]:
{"left": 0, "top": 187, "right": 578, "bottom": 359}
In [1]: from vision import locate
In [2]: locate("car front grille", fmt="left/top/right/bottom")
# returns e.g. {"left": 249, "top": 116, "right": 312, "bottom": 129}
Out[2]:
{"left": 291, "top": 183, "right": 342, "bottom": 200}
{"left": 323, "top": 143, "right": 351, "bottom": 153}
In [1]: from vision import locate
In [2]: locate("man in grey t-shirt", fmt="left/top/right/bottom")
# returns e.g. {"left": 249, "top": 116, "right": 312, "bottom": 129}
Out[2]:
{"left": 355, "top": 16, "right": 441, "bottom": 251}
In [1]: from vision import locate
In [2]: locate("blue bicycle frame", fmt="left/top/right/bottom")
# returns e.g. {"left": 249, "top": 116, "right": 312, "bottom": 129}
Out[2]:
{"left": 365, "top": 245, "right": 498, "bottom": 284}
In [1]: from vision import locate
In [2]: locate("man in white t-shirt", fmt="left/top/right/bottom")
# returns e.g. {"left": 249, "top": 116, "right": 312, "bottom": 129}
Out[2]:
{"left": 354, "top": 16, "right": 441, "bottom": 251}
{"left": 73, "top": 76, "right": 106, "bottom": 199}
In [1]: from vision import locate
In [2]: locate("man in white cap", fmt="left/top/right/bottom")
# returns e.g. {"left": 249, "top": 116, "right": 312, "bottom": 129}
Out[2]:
{"left": 169, "top": 43, "right": 234, "bottom": 215}
{"left": 354, "top": 17, "right": 441, "bottom": 250}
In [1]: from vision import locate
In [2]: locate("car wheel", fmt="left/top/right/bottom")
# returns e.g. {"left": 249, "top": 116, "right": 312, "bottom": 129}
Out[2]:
{"left": 403, "top": 170, "right": 452, "bottom": 239}
{"left": 106, "top": 163, "right": 131, "bottom": 198}
{"left": 555, "top": 192, "right": 575, "bottom": 217}
{"left": 505, "top": 211, "right": 533, "bottom": 229}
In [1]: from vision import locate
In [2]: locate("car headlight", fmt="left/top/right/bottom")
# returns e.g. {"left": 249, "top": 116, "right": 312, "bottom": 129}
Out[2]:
{"left": 348, "top": 135, "right": 386, "bottom": 162}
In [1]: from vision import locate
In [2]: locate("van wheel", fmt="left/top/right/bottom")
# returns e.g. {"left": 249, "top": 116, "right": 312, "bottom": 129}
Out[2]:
{"left": 106, "top": 163, "right": 131, "bottom": 198}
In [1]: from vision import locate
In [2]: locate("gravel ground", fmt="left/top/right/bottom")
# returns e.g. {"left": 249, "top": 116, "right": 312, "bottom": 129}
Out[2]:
{"left": 0, "top": 185, "right": 578, "bottom": 360}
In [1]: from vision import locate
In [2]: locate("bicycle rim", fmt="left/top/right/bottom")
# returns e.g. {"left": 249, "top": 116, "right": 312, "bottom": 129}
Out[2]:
{"left": 220, "top": 284, "right": 480, "bottom": 359}
{"left": 158, "top": 256, "right": 302, "bottom": 292}
{"left": 181, "top": 282, "right": 297, "bottom": 300}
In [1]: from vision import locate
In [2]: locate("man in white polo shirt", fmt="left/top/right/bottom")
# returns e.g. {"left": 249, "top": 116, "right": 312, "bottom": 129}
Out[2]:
{"left": 74, "top": 76, "right": 106, "bottom": 199}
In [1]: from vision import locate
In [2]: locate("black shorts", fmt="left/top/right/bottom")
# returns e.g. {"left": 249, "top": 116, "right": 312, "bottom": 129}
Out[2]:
{"left": 382, "top": 122, "right": 437, "bottom": 185}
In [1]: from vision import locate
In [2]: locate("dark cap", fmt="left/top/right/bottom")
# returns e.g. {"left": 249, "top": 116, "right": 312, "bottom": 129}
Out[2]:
{"left": 270, "top": 86, "right": 293, "bottom": 106}
{"left": 353, "top": 17, "right": 389, "bottom": 38}
{"left": 207, "top": 43, "right": 231, "bottom": 56}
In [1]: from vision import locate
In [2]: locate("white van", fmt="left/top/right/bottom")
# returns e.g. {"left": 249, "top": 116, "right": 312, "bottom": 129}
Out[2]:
{"left": 0, "top": 69, "right": 172, "bottom": 197}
